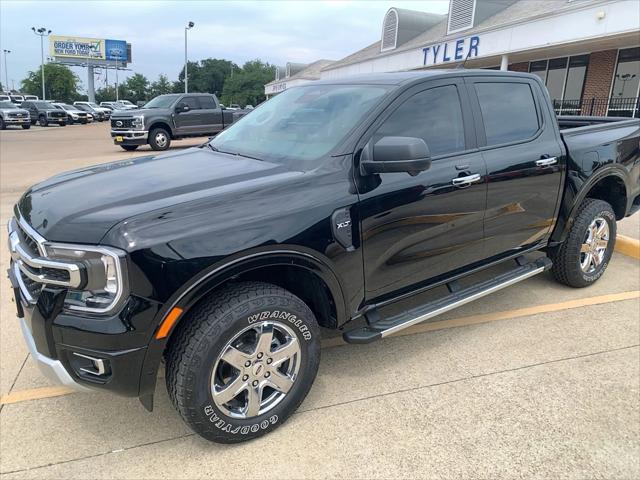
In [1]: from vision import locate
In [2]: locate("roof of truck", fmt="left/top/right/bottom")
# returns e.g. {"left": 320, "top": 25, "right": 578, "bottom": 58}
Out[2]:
{"left": 312, "top": 69, "right": 538, "bottom": 86}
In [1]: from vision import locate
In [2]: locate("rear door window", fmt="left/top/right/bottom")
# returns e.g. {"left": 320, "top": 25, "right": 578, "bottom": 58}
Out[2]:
{"left": 474, "top": 82, "right": 540, "bottom": 146}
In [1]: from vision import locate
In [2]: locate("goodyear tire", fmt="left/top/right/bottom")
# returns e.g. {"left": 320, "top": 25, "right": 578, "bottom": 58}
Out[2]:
{"left": 38, "top": 115, "right": 48, "bottom": 127}
{"left": 149, "top": 127, "right": 171, "bottom": 151}
{"left": 21, "top": 124, "right": 30, "bottom": 130}
{"left": 59, "top": 122, "right": 66, "bottom": 127}
{"left": 120, "top": 145, "right": 139, "bottom": 151}
{"left": 550, "top": 198, "right": 616, "bottom": 288}
{"left": 166, "top": 282, "right": 320, "bottom": 443}
{"left": 0, "top": 118, "right": 5, "bottom": 130}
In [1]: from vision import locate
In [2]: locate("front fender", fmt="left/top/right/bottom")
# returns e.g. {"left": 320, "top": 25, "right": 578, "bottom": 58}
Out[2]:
{"left": 135, "top": 245, "right": 349, "bottom": 404}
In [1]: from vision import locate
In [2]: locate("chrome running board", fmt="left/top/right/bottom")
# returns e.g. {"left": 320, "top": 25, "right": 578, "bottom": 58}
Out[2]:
{"left": 343, "top": 257, "right": 552, "bottom": 344}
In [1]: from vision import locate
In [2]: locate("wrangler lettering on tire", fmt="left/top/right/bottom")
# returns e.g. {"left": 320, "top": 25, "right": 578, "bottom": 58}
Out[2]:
{"left": 165, "top": 282, "right": 320, "bottom": 443}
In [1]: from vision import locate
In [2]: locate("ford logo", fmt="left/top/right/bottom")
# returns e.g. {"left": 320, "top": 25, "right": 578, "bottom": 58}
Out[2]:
{"left": 116, "top": 120, "right": 123, "bottom": 127}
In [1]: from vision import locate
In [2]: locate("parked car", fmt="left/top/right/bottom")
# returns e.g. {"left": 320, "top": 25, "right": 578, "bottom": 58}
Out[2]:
{"left": 74, "top": 103, "right": 105, "bottom": 122}
{"left": 53, "top": 103, "right": 90, "bottom": 124}
{"left": 244, "top": 104, "right": 254, "bottom": 110}
{"left": 7, "top": 71, "right": 639, "bottom": 444}
{"left": 74, "top": 101, "right": 111, "bottom": 119}
{"left": 118, "top": 100, "right": 138, "bottom": 110}
{"left": 21, "top": 100, "right": 67, "bottom": 126}
{"left": 0, "top": 101, "right": 31, "bottom": 129}
{"left": 0, "top": 94, "right": 11, "bottom": 102}
{"left": 23, "top": 95, "right": 39, "bottom": 102}
{"left": 9, "top": 95, "right": 24, "bottom": 106}
{"left": 227, "top": 103, "right": 241, "bottom": 110}
{"left": 110, "top": 93, "right": 236, "bottom": 151}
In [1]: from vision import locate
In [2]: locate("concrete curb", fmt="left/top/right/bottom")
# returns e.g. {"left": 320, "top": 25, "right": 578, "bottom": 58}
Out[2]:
{"left": 616, "top": 234, "right": 640, "bottom": 259}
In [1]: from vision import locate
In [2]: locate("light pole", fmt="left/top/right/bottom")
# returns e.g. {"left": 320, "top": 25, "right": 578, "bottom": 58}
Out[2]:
{"left": 31, "top": 27, "right": 51, "bottom": 100}
{"left": 114, "top": 53, "right": 120, "bottom": 101}
{"left": 184, "top": 21, "right": 194, "bottom": 93}
{"left": 2, "top": 49, "right": 10, "bottom": 92}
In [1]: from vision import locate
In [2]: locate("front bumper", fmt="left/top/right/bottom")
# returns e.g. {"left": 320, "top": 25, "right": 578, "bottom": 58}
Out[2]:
{"left": 111, "top": 130, "right": 149, "bottom": 146}
{"left": 20, "top": 317, "right": 91, "bottom": 392}
{"left": 4, "top": 117, "right": 30, "bottom": 125}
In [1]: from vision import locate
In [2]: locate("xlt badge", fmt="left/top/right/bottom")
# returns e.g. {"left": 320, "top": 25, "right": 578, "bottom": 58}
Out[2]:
{"left": 331, "top": 208, "right": 354, "bottom": 251}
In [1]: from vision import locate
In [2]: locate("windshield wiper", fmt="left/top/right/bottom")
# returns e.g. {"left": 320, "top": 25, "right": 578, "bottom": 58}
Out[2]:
{"left": 205, "top": 144, "right": 263, "bottom": 161}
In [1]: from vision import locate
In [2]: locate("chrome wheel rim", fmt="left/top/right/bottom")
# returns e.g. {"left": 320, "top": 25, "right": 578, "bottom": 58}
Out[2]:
{"left": 580, "top": 217, "right": 609, "bottom": 273}
{"left": 155, "top": 132, "right": 168, "bottom": 148}
{"left": 211, "top": 321, "right": 301, "bottom": 419}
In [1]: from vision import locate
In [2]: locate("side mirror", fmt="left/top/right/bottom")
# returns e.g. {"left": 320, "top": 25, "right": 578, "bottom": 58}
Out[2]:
{"left": 360, "top": 136, "right": 432, "bottom": 175}
{"left": 176, "top": 102, "right": 190, "bottom": 113}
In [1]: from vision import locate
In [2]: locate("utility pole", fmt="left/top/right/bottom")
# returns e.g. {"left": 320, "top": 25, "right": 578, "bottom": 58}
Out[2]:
{"left": 31, "top": 27, "right": 51, "bottom": 100}
{"left": 184, "top": 21, "right": 194, "bottom": 93}
{"left": 2, "top": 50, "right": 10, "bottom": 92}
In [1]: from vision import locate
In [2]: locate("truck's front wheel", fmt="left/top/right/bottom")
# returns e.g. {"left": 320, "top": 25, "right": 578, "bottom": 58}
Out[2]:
{"left": 550, "top": 198, "right": 616, "bottom": 288}
{"left": 149, "top": 127, "right": 170, "bottom": 151}
{"left": 165, "top": 282, "right": 320, "bottom": 443}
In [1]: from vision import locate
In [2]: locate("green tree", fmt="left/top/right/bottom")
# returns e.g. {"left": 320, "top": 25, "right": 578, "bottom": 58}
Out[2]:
{"left": 176, "top": 59, "right": 237, "bottom": 95}
{"left": 149, "top": 74, "right": 173, "bottom": 98}
{"left": 21, "top": 64, "right": 81, "bottom": 102}
{"left": 221, "top": 60, "right": 274, "bottom": 107}
{"left": 122, "top": 73, "right": 149, "bottom": 103}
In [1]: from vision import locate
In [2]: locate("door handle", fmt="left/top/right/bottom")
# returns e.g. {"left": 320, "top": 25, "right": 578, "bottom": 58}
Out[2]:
{"left": 452, "top": 173, "right": 482, "bottom": 187}
{"left": 535, "top": 157, "right": 558, "bottom": 167}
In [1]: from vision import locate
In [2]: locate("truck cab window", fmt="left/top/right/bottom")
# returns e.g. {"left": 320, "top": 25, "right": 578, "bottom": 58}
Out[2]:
{"left": 197, "top": 96, "right": 217, "bottom": 109}
{"left": 475, "top": 82, "right": 540, "bottom": 146}
{"left": 374, "top": 85, "right": 465, "bottom": 156}
{"left": 182, "top": 97, "right": 200, "bottom": 109}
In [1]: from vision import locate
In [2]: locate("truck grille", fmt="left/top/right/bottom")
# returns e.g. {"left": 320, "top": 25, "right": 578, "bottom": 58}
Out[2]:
{"left": 47, "top": 111, "right": 66, "bottom": 118}
{"left": 8, "top": 112, "right": 27, "bottom": 119}
{"left": 8, "top": 216, "right": 82, "bottom": 304}
{"left": 111, "top": 118, "right": 134, "bottom": 129}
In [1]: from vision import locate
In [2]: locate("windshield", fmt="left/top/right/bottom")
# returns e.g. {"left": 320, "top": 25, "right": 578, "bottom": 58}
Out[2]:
{"left": 32, "top": 101, "right": 53, "bottom": 108}
{"left": 144, "top": 94, "right": 180, "bottom": 109}
{"left": 209, "top": 84, "right": 390, "bottom": 166}
{"left": 0, "top": 101, "right": 17, "bottom": 109}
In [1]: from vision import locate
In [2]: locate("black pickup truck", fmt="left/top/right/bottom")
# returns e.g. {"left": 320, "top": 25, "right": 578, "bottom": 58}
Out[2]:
{"left": 7, "top": 70, "right": 639, "bottom": 443}
{"left": 110, "top": 93, "right": 235, "bottom": 151}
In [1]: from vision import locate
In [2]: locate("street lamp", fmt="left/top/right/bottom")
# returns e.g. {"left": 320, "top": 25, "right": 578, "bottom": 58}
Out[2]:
{"left": 184, "top": 21, "right": 194, "bottom": 93}
{"left": 31, "top": 27, "right": 51, "bottom": 100}
{"left": 2, "top": 49, "right": 10, "bottom": 92}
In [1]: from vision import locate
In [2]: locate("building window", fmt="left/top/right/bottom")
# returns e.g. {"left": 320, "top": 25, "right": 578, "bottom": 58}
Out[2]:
{"left": 610, "top": 47, "right": 640, "bottom": 118}
{"left": 528, "top": 55, "right": 589, "bottom": 114}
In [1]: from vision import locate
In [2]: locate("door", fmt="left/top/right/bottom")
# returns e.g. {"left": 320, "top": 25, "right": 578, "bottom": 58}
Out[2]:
{"left": 465, "top": 77, "right": 565, "bottom": 259}
{"left": 358, "top": 79, "right": 488, "bottom": 301}
{"left": 173, "top": 96, "right": 201, "bottom": 134}
{"left": 196, "top": 96, "right": 224, "bottom": 134}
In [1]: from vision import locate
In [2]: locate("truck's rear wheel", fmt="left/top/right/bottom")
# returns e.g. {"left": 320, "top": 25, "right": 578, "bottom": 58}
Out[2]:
{"left": 165, "top": 282, "right": 320, "bottom": 443}
{"left": 149, "top": 127, "right": 170, "bottom": 150}
{"left": 550, "top": 198, "right": 616, "bottom": 288}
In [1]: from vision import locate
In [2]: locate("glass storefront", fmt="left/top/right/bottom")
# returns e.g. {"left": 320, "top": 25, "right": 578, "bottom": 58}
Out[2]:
{"left": 610, "top": 47, "right": 640, "bottom": 117}
{"left": 528, "top": 55, "right": 589, "bottom": 114}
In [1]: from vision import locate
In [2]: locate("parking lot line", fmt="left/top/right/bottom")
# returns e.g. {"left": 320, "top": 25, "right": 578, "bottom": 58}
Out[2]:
{"left": 2, "top": 289, "right": 637, "bottom": 407}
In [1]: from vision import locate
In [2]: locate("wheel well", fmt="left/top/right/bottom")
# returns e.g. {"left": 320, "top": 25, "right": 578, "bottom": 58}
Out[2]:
{"left": 148, "top": 121, "right": 173, "bottom": 137}
{"left": 585, "top": 175, "right": 627, "bottom": 219}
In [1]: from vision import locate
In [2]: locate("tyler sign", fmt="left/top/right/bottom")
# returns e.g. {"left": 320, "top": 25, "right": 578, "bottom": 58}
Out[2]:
{"left": 422, "top": 36, "right": 480, "bottom": 66}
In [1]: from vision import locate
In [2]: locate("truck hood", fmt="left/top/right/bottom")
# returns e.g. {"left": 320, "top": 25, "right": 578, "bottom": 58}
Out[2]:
{"left": 17, "top": 147, "right": 294, "bottom": 244}
{"left": 0, "top": 108, "right": 29, "bottom": 115}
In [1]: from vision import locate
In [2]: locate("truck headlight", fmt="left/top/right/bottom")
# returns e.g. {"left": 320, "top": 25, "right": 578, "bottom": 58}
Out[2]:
{"left": 132, "top": 115, "right": 144, "bottom": 129}
{"left": 45, "top": 244, "right": 128, "bottom": 314}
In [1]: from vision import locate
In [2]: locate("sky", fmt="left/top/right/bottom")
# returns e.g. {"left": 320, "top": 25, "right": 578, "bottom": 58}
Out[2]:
{"left": 0, "top": 0, "right": 450, "bottom": 93}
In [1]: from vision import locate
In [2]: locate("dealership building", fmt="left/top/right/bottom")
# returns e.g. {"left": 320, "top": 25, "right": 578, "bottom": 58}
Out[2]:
{"left": 265, "top": 0, "right": 640, "bottom": 117}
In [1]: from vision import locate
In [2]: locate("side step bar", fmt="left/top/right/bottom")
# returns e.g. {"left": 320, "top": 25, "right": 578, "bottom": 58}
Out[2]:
{"left": 343, "top": 257, "right": 552, "bottom": 344}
